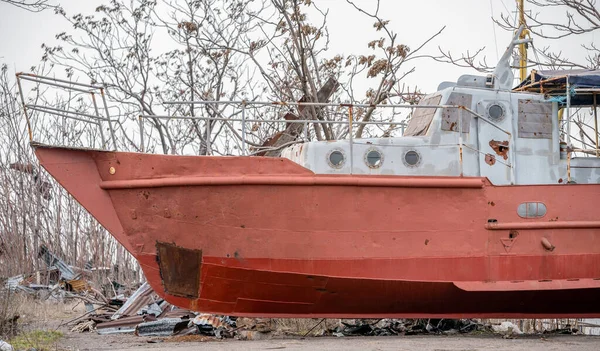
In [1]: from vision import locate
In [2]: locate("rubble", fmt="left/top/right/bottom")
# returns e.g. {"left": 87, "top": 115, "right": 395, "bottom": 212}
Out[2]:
{"left": 135, "top": 318, "right": 191, "bottom": 337}
{"left": 492, "top": 321, "right": 523, "bottom": 336}
{"left": 331, "top": 319, "right": 490, "bottom": 337}
{"left": 0, "top": 340, "right": 13, "bottom": 351}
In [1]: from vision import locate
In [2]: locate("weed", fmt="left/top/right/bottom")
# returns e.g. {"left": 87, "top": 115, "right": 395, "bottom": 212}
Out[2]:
{"left": 9, "top": 330, "right": 63, "bottom": 351}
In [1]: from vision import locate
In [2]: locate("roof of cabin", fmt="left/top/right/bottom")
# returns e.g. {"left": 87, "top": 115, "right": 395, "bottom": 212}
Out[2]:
{"left": 514, "top": 69, "right": 600, "bottom": 106}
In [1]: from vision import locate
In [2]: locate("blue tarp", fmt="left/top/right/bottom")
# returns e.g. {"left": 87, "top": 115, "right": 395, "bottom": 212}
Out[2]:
{"left": 515, "top": 69, "right": 600, "bottom": 106}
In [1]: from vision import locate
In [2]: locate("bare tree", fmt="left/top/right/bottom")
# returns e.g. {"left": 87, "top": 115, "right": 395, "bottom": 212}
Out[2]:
{"left": 496, "top": 0, "right": 600, "bottom": 70}
{"left": 0, "top": 0, "right": 54, "bottom": 12}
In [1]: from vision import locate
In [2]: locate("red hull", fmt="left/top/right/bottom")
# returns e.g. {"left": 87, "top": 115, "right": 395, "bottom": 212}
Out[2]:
{"left": 34, "top": 144, "right": 600, "bottom": 317}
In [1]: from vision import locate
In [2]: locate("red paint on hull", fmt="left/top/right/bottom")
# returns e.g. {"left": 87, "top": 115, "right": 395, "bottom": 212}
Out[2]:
{"left": 33, "top": 144, "right": 600, "bottom": 317}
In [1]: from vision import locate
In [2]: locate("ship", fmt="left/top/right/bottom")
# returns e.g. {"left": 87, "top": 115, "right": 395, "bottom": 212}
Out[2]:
{"left": 18, "top": 24, "right": 600, "bottom": 318}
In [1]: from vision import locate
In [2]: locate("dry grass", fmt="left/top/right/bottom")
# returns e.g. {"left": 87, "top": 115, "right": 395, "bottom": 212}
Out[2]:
{"left": 9, "top": 329, "right": 63, "bottom": 351}
{"left": 1, "top": 289, "right": 86, "bottom": 342}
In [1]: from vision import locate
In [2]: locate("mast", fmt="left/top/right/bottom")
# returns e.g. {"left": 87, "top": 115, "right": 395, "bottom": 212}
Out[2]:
{"left": 517, "top": 0, "right": 529, "bottom": 82}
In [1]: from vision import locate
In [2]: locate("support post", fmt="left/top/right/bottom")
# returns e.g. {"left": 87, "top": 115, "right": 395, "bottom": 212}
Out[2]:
{"left": 139, "top": 116, "right": 145, "bottom": 153}
{"left": 90, "top": 93, "right": 107, "bottom": 149}
{"left": 458, "top": 108, "right": 464, "bottom": 176}
{"left": 566, "top": 76, "right": 572, "bottom": 147}
{"left": 16, "top": 74, "right": 33, "bottom": 141}
{"left": 348, "top": 105, "right": 354, "bottom": 174}
{"left": 593, "top": 93, "right": 598, "bottom": 157}
{"left": 241, "top": 101, "right": 247, "bottom": 156}
{"left": 100, "top": 88, "right": 118, "bottom": 150}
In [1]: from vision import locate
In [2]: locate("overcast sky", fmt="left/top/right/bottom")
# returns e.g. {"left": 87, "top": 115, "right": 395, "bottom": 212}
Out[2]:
{"left": 0, "top": 0, "right": 593, "bottom": 93}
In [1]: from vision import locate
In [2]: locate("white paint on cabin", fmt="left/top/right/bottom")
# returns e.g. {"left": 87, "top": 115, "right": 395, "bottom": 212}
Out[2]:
{"left": 281, "top": 85, "right": 599, "bottom": 185}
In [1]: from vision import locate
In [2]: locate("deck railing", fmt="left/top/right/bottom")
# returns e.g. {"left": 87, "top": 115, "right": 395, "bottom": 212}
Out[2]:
{"left": 17, "top": 73, "right": 515, "bottom": 181}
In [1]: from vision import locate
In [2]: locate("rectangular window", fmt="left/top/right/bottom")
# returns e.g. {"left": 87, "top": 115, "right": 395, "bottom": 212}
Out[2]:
{"left": 440, "top": 92, "right": 472, "bottom": 133}
{"left": 404, "top": 95, "right": 442, "bottom": 136}
{"left": 518, "top": 100, "right": 552, "bottom": 139}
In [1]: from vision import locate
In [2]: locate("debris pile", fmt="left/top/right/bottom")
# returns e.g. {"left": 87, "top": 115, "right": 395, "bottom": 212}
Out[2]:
{"left": 0, "top": 340, "right": 13, "bottom": 351}
{"left": 65, "top": 282, "right": 237, "bottom": 339}
{"left": 329, "top": 318, "right": 490, "bottom": 337}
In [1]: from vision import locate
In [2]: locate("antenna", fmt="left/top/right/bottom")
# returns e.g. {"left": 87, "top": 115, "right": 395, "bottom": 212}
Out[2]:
{"left": 517, "top": 0, "right": 529, "bottom": 82}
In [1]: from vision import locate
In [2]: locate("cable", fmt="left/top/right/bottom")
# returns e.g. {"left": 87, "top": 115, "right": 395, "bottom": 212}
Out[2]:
{"left": 490, "top": 0, "right": 500, "bottom": 61}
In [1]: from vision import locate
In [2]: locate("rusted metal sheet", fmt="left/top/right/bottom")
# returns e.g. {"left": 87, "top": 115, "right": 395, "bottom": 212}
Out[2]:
{"left": 441, "top": 92, "right": 472, "bottom": 132}
{"left": 489, "top": 140, "right": 509, "bottom": 160}
{"left": 38, "top": 245, "right": 77, "bottom": 280}
{"left": 111, "top": 282, "right": 155, "bottom": 320}
{"left": 157, "top": 242, "right": 202, "bottom": 298}
{"left": 518, "top": 99, "right": 552, "bottom": 138}
{"left": 135, "top": 318, "right": 191, "bottom": 337}
{"left": 191, "top": 314, "right": 235, "bottom": 330}
{"left": 404, "top": 95, "right": 442, "bottom": 136}
{"left": 96, "top": 315, "right": 157, "bottom": 335}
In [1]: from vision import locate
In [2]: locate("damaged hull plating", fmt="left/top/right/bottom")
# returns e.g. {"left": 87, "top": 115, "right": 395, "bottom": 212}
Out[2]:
{"left": 34, "top": 145, "right": 600, "bottom": 318}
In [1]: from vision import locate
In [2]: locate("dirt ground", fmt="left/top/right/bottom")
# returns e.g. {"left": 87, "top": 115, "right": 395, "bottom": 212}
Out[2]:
{"left": 59, "top": 330, "right": 600, "bottom": 351}
{"left": 10, "top": 299, "right": 600, "bottom": 351}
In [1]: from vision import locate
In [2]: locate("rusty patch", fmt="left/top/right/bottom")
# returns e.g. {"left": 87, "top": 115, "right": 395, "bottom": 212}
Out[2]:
{"left": 484, "top": 153, "right": 496, "bottom": 166}
{"left": 156, "top": 242, "right": 202, "bottom": 298}
{"left": 489, "top": 140, "right": 509, "bottom": 160}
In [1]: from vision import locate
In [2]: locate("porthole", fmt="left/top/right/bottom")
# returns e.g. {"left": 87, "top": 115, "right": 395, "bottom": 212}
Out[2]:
{"left": 486, "top": 103, "right": 506, "bottom": 121}
{"left": 517, "top": 202, "right": 547, "bottom": 218}
{"left": 365, "top": 149, "right": 383, "bottom": 168}
{"left": 327, "top": 149, "right": 345, "bottom": 168}
{"left": 403, "top": 150, "right": 421, "bottom": 167}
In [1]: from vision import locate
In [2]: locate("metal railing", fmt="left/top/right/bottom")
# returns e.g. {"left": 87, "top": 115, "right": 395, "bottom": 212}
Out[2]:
{"left": 16, "top": 73, "right": 118, "bottom": 150}
{"left": 16, "top": 74, "right": 515, "bottom": 180}
{"left": 142, "top": 100, "right": 515, "bottom": 180}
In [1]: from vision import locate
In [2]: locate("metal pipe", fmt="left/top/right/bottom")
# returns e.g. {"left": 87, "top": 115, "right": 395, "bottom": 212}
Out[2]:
{"left": 205, "top": 114, "right": 211, "bottom": 156}
{"left": 593, "top": 93, "right": 598, "bottom": 157}
{"left": 486, "top": 221, "right": 600, "bottom": 230}
{"left": 26, "top": 106, "right": 100, "bottom": 125}
{"left": 164, "top": 100, "right": 461, "bottom": 109}
{"left": 156, "top": 104, "right": 513, "bottom": 137}
{"left": 90, "top": 93, "right": 107, "bottom": 149}
{"left": 100, "top": 175, "right": 486, "bottom": 190}
{"left": 140, "top": 115, "right": 436, "bottom": 126}
{"left": 138, "top": 116, "right": 145, "bottom": 153}
{"left": 458, "top": 108, "right": 464, "bottom": 176}
{"left": 566, "top": 76, "right": 572, "bottom": 146}
{"left": 16, "top": 75, "right": 33, "bottom": 141}
{"left": 509, "top": 132, "right": 516, "bottom": 185}
{"left": 462, "top": 144, "right": 512, "bottom": 168}
{"left": 241, "top": 100, "right": 247, "bottom": 156}
{"left": 574, "top": 88, "right": 600, "bottom": 93}
{"left": 551, "top": 102, "right": 560, "bottom": 163}
{"left": 463, "top": 107, "right": 511, "bottom": 136}
{"left": 17, "top": 75, "right": 94, "bottom": 94}
{"left": 348, "top": 106, "right": 354, "bottom": 174}
{"left": 567, "top": 150, "right": 571, "bottom": 183}
{"left": 100, "top": 88, "right": 118, "bottom": 150}
{"left": 26, "top": 104, "right": 103, "bottom": 120}
{"left": 17, "top": 72, "right": 103, "bottom": 89}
